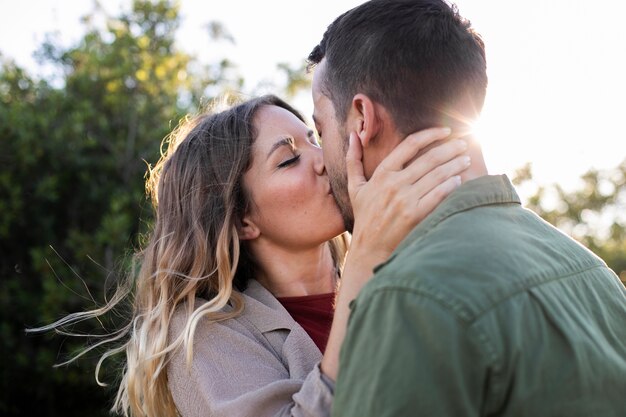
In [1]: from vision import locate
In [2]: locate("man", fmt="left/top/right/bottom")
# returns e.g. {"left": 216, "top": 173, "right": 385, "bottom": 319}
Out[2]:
{"left": 307, "top": 0, "right": 626, "bottom": 416}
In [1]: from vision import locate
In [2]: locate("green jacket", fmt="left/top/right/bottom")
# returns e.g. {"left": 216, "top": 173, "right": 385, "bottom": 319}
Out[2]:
{"left": 333, "top": 175, "right": 626, "bottom": 417}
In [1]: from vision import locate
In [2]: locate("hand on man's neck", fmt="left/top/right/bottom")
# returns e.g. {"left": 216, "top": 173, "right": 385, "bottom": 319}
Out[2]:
{"left": 452, "top": 132, "right": 489, "bottom": 183}
{"left": 362, "top": 128, "right": 489, "bottom": 183}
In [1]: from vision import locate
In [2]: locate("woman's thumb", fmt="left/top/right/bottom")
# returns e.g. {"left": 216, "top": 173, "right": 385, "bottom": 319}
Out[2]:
{"left": 346, "top": 132, "right": 366, "bottom": 193}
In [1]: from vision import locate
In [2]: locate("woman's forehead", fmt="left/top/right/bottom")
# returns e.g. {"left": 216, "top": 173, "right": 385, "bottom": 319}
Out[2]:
{"left": 253, "top": 105, "right": 307, "bottom": 147}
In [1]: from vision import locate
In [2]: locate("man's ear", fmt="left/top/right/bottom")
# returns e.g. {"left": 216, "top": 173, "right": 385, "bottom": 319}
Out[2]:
{"left": 349, "top": 94, "right": 381, "bottom": 149}
{"left": 237, "top": 216, "right": 260, "bottom": 241}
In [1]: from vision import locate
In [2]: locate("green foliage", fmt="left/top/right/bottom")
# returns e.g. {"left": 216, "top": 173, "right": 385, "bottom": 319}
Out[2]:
{"left": 277, "top": 60, "right": 312, "bottom": 99}
{"left": 513, "top": 160, "right": 626, "bottom": 283}
{"left": 0, "top": 1, "right": 243, "bottom": 415}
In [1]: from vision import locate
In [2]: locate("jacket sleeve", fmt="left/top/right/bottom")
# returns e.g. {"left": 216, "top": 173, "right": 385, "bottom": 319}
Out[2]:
{"left": 167, "top": 312, "right": 334, "bottom": 417}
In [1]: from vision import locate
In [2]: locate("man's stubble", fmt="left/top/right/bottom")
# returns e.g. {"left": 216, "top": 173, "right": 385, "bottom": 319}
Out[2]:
{"left": 327, "top": 132, "right": 354, "bottom": 233}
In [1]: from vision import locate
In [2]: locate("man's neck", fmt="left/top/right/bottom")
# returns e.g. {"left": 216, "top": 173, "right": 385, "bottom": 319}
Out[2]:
{"left": 458, "top": 133, "right": 489, "bottom": 182}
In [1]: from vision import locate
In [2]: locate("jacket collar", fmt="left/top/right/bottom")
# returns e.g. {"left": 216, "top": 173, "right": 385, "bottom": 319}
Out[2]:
{"left": 241, "top": 280, "right": 323, "bottom": 360}
{"left": 241, "top": 279, "right": 299, "bottom": 333}
{"left": 385, "top": 175, "right": 521, "bottom": 266}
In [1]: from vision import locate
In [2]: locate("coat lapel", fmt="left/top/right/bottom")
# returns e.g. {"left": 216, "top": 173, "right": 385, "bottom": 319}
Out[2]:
{"left": 242, "top": 280, "right": 322, "bottom": 378}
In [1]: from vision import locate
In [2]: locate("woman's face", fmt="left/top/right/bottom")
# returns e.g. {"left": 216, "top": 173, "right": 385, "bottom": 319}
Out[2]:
{"left": 241, "top": 104, "right": 344, "bottom": 248}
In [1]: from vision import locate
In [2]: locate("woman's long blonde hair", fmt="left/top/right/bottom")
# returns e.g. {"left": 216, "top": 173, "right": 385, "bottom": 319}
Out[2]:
{"left": 30, "top": 94, "right": 348, "bottom": 417}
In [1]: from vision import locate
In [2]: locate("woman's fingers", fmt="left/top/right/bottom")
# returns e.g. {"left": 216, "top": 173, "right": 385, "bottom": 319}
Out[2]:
{"left": 412, "top": 175, "right": 462, "bottom": 221}
{"left": 377, "top": 127, "right": 452, "bottom": 172}
{"left": 346, "top": 126, "right": 471, "bottom": 259}
{"left": 407, "top": 156, "right": 471, "bottom": 199}
{"left": 398, "top": 138, "right": 468, "bottom": 185}
{"left": 409, "top": 153, "right": 471, "bottom": 197}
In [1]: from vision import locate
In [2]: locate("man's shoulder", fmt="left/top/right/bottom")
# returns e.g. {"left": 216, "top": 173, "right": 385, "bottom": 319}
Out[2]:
{"left": 358, "top": 202, "right": 609, "bottom": 322}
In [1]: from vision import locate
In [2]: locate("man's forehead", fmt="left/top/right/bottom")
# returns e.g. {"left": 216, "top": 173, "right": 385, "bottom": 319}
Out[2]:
{"left": 311, "top": 95, "right": 332, "bottom": 125}
{"left": 311, "top": 59, "right": 327, "bottom": 96}
{"left": 311, "top": 63, "right": 329, "bottom": 119}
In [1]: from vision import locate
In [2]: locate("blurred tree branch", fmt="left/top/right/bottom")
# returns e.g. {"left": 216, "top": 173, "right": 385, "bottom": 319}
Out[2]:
{"left": 513, "top": 159, "right": 626, "bottom": 283}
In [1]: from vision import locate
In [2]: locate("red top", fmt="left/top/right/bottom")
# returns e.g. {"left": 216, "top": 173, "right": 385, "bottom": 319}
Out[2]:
{"left": 276, "top": 292, "right": 335, "bottom": 353}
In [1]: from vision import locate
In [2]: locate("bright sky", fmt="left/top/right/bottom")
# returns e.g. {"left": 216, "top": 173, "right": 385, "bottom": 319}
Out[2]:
{"left": 2, "top": 0, "right": 625, "bottom": 198}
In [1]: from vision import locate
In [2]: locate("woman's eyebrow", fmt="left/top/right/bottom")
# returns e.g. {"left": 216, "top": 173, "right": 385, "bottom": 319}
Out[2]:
{"left": 267, "top": 136, "right": 294, "bottom": 158}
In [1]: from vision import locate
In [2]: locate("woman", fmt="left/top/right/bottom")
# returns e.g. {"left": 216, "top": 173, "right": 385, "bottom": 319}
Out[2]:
{"left": 36, "top": 94, "right": 469, "bottom": 417}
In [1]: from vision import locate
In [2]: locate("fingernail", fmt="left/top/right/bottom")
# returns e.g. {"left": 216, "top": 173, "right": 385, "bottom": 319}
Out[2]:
{"left": 459, "top": 139, "right": 468, "bottom": 150}
{"left": 463, "top": 156, "right": 471, "bottom": 166}
{"left": 442, "top": 127, "right": 452, "bottom": 135}
{"left": 453, "top": 175, "right": 462, "bottom": 186}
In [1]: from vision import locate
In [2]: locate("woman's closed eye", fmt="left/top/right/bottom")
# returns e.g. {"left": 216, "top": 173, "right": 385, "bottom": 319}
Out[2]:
{"left": 277, "top": 154, "right": 301, "bottom": 168}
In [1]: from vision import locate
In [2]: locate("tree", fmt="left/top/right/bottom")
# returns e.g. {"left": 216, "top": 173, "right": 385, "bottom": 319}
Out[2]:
{"left": 513, "top": 159, "right": 626, "bottom": 283}
{"left": 277, "top": 61, "right": 312, "bottom": 99}
{"left": 0, "top": 1, "right": 241, "bottom": 415}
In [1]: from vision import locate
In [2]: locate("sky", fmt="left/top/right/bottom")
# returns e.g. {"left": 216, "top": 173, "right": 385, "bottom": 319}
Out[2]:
{"left": 1, "top": 0, "right": 625, "bottom": 198}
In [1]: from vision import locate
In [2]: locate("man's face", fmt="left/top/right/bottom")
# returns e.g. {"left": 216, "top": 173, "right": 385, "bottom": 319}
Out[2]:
{"left": 312, "top": 60, "right": 354, "bottom": 232}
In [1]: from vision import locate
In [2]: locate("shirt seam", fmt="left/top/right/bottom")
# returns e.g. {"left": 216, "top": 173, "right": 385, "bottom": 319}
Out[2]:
{"left": 392, "top": 175, "right": 520, "bottom": 256}
{"left": 470, "top": 263, "right": 606, "bottom": 322}
{"left": 354, "top": 285, "right": 502, "bottom": 404}
{"left": 371, "top": 260, "right": 604, "bottom": 323}
{"left": 418, "top": 200, "right": 518, "bottom": 243}
{"left": 381, "top": 200, "right": 521, "bottom": 271}
{"left": 359, "top": 263, "right": 608, "bottom": 407}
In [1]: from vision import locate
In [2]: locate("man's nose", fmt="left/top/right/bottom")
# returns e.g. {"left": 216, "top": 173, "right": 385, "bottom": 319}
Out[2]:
{"left": 313, "top": 149, "right": 326, "bottom": 175}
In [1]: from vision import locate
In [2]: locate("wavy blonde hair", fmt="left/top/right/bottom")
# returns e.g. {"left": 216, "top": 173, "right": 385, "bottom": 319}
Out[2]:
{"left": 30, "top": 94, "right": 348, "bottom": 417}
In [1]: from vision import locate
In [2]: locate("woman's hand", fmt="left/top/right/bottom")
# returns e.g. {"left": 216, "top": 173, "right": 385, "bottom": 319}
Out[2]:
{"left": 347, "top": 127, "right": 470, "bottom": 267}
{"left": 321, "top": 127, "right": 469, "bottom": 381}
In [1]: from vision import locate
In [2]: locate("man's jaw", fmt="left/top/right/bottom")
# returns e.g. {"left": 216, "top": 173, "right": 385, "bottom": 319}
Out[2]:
{"left": 330, "top": 186, "right": 354, "bottom": 233}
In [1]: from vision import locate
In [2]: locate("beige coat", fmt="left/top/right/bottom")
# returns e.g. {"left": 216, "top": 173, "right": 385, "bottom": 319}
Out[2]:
{"left": 167, "top": 280, "right": 335, "bottom": 417}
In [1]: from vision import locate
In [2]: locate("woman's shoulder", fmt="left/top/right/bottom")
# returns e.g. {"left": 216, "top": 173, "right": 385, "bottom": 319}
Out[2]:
{"left": 167, "top": 287, "right": 296, "bottom": 370}
{"left": 169, "top": 295, "right": 246, "bottom": 339}
{"left": 169, "top": 282, "right": 295, "bottom": 340}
